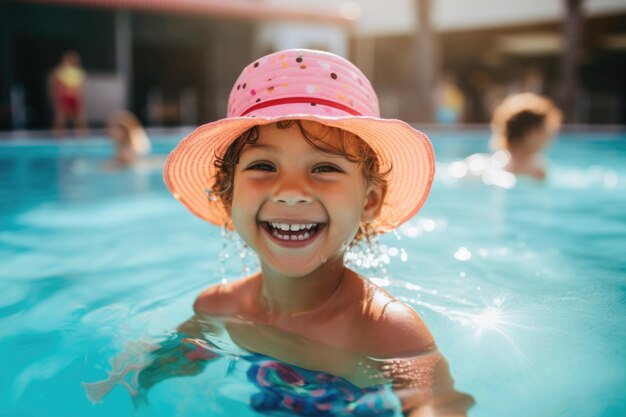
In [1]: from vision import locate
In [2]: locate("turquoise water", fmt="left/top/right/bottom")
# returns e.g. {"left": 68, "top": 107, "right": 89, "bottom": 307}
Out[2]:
{"left": 1, "top": 131, "right": 625, "bottom": 416}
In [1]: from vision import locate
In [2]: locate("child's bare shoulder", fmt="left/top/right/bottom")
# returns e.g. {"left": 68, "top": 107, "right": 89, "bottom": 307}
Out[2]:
{"left": 193, "top": 274, "right": 259, "bottom": 316}
{"left": 360, "top": 278, "right": 436, "bottom": 357}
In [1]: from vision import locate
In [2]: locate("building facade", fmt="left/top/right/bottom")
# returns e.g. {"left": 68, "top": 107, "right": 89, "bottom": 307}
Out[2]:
{"left": 1, "top": 0, "right": 625, "bottom": 130}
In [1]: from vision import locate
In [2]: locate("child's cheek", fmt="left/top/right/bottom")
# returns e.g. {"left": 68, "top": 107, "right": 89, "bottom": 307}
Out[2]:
{"left": 230, "top": 205, "right": 246, "bottom": 235}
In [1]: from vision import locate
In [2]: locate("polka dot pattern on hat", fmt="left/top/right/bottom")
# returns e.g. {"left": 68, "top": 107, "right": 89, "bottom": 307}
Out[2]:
{"left": 227, "top": 50, "right": 379, "bottom": 119}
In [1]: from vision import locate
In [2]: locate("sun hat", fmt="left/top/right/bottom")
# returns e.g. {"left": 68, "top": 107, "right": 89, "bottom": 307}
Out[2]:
{"left": 164, "top": 49, "right": 434, "bottom": 231}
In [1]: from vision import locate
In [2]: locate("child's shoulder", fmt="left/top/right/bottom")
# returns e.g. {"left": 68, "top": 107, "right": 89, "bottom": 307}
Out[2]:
{"left": 193, "top": 274, "right": 260, "bottom": 316}
{"left": 356, "top": 275, "right": 436, "bottom": 357}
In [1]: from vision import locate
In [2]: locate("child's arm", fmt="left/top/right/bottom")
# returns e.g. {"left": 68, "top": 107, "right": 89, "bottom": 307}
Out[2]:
{"left": 366, "top": 299, "right": 437, "bottom": 357}
{"left": 363, "top": 297, "right": 474, "bottom": 415}
{"left": 135, "top": 315, "right": 223, "bottom": 392}
{"left": 394, "top": 354, "right": 475, "bottom": 417}
{"left": 82, "top": 315, "right": 223, "bottom": 403}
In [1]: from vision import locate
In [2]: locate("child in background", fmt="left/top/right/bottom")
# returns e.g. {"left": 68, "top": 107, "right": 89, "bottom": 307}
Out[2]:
{"left": 106, "top": 110, "right": 152, "bottom": 168}
{"left": 489, "top": 93, "right": 562, "bottom": 180}
{"left": 434, "top": 74, "right": 465, "bottom": 125}
{"left": 49, "top": 50, "right": 88, "bottom": 137}
{"left": 86, "top": 49, "right": 472, "bottom": 416}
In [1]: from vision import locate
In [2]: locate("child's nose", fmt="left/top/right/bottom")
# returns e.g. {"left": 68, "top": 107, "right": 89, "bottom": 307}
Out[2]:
{"left": 270, "top": 176, "right": 313, "bottom": 206}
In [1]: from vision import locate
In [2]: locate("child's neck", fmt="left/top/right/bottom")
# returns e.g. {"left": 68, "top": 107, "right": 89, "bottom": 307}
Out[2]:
{"left": 506, "top": 147, "right": 546, "bottom": 179}
{"left": 506, "top": 147, "right": 535, "bottom": 168}
{"left": 257, "top": 255, "right": 346, "bottom": 322}
{"left": 509, "top": 147, "right": 531, "bottom": 158}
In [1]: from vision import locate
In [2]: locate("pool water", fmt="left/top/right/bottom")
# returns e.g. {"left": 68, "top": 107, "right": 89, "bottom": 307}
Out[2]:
{"left": 1, "top": 130, "right": 625, "bottom": 417}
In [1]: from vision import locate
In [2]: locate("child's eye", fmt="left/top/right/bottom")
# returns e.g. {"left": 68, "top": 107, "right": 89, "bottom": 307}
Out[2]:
{"left": 312, "top": 164, "right": 344, "bottom": 174}
{"left": 245, "top": 161, "right": 275, "bottom": 172}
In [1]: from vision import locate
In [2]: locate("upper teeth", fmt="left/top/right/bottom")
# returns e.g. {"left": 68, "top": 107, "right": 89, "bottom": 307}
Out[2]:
{"left": 271, "top": 223, "right": 317, "bottom": 231}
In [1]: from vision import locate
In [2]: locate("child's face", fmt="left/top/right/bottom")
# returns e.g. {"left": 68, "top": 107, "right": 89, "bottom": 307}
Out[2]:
{"left": 229, "top": 121, "right": 382, "bottom": 278}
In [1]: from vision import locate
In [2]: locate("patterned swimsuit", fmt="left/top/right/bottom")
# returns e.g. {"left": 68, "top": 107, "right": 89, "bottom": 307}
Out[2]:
{"left": 245, "top": 354, "right": 402, "bottom": 416}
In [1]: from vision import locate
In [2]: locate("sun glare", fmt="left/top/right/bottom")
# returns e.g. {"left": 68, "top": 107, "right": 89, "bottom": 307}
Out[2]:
{"left": 473, "top": 307, "right": 505, "bottom": 332}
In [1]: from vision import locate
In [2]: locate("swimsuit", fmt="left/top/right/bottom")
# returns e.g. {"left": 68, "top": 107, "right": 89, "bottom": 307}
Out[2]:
{"left": 182, "top": 335, "right": 403, "bottom": 415}
{"left": 245, "top": 354, "right": 402, "bottom": 416}
{"left": 53, "top": 66, "right": 85, "bottom": 115}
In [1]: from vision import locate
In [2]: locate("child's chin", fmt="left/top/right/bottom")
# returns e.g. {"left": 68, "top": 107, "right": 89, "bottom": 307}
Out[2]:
{"left": 264, "top": 257, "right": 328, "bottom": 278}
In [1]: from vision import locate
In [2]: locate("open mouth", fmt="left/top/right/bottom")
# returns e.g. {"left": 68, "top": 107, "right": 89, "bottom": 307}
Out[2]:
{"left": 262, "top": 222, "right": 325, "bottom": 243}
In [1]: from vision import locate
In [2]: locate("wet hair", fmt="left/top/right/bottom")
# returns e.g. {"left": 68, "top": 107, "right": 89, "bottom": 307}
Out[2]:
{"left": 505, "top": 110, "right": 546, "bottom": 146}
{"left": 491, "top": 93, "right": 562, "bottom": 150}
{"left": 212, "top": 120, "right": 389, "bottom": 242}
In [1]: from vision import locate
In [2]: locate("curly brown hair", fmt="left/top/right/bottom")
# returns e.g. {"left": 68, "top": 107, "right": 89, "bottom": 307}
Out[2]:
{"left": 211, "top": 120, "right": 390, "bottom": 243}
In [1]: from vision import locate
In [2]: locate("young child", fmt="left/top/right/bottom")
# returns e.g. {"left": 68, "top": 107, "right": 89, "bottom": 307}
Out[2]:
{"left": 489, "top": 92, "right": 562, "bottom": 180}
{"left": 84, "top": 49, "right": 472, "bottom": 416}
{"left": 105, "top": 110, "right": 153, "bottom": 168}
{"left": 48, "top": 50, "right": 88, "bottom": 138}
{"left": 164, "top": 48, "right": 436, "bottom": 360}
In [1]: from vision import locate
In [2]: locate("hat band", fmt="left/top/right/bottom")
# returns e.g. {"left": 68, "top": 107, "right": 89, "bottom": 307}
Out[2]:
{"left": 239, "top": 97, "right": 363, "bottom": 117}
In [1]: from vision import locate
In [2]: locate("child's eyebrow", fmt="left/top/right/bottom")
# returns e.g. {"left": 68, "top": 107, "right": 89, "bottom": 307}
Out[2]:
{"left": 239, "top": 143, "right": 276, "bottom": 156}
{"left": 247, "top": 143, "right": 276, "bottom": 150}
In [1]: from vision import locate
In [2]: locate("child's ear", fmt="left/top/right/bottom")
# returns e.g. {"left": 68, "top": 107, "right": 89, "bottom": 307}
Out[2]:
{"left": 361, "top": 186, "right": 384, "bottom": 223}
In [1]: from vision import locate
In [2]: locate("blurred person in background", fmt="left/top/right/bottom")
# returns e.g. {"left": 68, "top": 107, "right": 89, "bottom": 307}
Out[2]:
{"left": 434, "top": 73, "right": 465, "bottom": 125}
{"left": 489, "top": 93, "right": 562, "bottom": 180}
{"left": 48, "top": 50, "right": 88, "bottom": 138}
{"left": 453, "top": 93, "right": 562, "bottom": 187}
{"left": 105, "top": 110, "right": 152, "bottom": 169}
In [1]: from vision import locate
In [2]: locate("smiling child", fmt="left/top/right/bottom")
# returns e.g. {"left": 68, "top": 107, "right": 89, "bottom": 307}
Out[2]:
{"left": 160, "top": 49, "right": 472, "bottom": 415}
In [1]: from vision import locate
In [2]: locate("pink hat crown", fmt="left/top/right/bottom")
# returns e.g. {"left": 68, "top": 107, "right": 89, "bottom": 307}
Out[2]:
{"left": 227, "top": 49, "right": 380, "bottom": 119}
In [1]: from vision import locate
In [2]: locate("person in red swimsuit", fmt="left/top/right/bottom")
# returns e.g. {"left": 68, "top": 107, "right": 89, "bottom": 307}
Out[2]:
{"left": 49, "top": 50, "right": 88, "bottom": 138}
